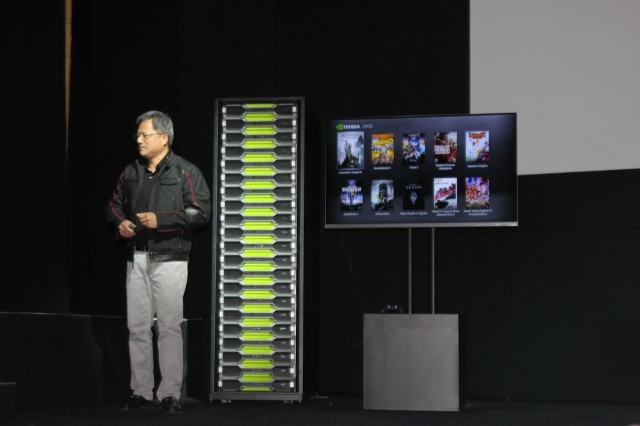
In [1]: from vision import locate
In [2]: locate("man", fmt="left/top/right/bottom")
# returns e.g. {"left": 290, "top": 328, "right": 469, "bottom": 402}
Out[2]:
{"left": 105, "top": 111, "right": 211, "bottom": 412}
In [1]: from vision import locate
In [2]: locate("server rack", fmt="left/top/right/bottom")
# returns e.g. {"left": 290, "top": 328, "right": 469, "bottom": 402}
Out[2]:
{"left": 211, "top": 98, "right": 304, "bottom": 402}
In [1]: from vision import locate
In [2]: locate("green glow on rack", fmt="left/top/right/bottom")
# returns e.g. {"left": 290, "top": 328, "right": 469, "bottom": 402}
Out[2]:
{"left": 243, "top": 126, "right": 276, "bottom": 136}
{"left": 241, "top": 318, "right": 274, "bottom": 327}
{"left": 241, "top": 331, "right": 274, "bottom": 341}
{"left": 241, "top": 180, "right": 276, "bottom": 190}
{"left": 242, "top": 153, "right": 276, "bottom": 163}
{"left": 244, "top": 103, "right": 276, "bottom": 109}
{"left": 243, "top": 112, "right": 277, "bottom": 122}
{"left": 242, "top": 194, "right": 276, "bottom": 204}
{"left": 241, "top": 276, "right": 275, "bottom": 286}
{"left": 241, "top": 303, "right": 274, "bottom": 313}
{"left": 243, "top": 140, "right": 276, "bottom": 149}
{"left": 242, "top": 207, "right": 276, "bottom": 217}
{"left": 241, "top": 235, "right": 275, "bottom": 245}
{"left": 241, "top": 221, "right": 275, "bottom": 231}
{"left": 242, "top": 166, "right": 276, "bottom": 176}
{"left": 241, "top": 262, "right": 275, "bottom": 272}
{"left": 240, "top": 373, "right": 273, "bottom": 383}
{"left": 241, "top": 386, "right": 272, "bottom": 392}
{"left": 241, "top": 289, "right": 274, "bottom": 298}
{"left": 241, "top": 359, "right": 274, "bottom": 369}
{"left": 242, "top": 248, "right": 275, "bottom": 258}
{"left": 240, "top": 345, "right": 274, "bottom": 355}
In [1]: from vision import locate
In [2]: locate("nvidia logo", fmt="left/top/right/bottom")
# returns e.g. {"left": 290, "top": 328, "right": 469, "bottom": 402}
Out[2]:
{"left": 336, "top": 123, "right": 361, "bottom": 130}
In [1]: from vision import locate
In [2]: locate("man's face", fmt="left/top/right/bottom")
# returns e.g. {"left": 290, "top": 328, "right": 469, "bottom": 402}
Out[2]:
{"left": 136, "top": 118, "right": 168, "bottom": 160}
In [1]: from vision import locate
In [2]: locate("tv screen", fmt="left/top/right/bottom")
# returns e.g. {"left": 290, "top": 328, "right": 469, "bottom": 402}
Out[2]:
{"left": 324, "top": 113, "right": 517, "bottom": 228}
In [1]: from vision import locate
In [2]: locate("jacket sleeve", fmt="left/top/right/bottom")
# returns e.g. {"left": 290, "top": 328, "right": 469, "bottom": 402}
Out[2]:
{"left": 104, "top": 170, "right": 128, "bottom": 234}
{"left": 156, "top": 164, "right": 212, "bottom": 230}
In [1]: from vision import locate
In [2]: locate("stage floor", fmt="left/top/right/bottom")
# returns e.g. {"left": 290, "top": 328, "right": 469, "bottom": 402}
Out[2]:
{"left": 3, "top": 396, "right": 640, "bottom": 426}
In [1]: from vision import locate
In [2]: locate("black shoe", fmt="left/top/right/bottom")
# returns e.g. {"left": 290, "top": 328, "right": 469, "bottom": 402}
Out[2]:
{"left": 124, "top": 394, "right": 152, "bottom": 410}
{"left": 161, "top": 397, "right": 182, "bottom": 412}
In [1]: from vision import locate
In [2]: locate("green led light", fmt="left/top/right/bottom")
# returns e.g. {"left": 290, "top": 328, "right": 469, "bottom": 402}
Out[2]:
{"left": 243, "top": 140, "right": 276, "bottom": 149}
{"left": 241, "top": 359, "right": 274, "bottom": 369}
{"left": 241, "top": 386, "right": 272, "bottom": 392}
{"left": 241, "top": 303, "right": 274, "bottom": 313}
{"left": 241, "top": 318, "right": 274, "bottom": 327}
{"left": 241, "top": 262, "right": 275, "bottom": 272}
{"left": 242, "top": 153, "right": 276, "bottom": 163}
{"left": 240, "top": 345, "right": 274, "bottom": 355}
{"left": 241, "top": 331, "right": 274, "bottom": 341}
{"left": 240, "top": 276, "right": 274, "bottom": 286}
{"left": 243, "top": 126, "right": 276, "bottom": 136}
{"left": 244, "top": 103, "right": 276, "bottom": 109}
{"left": 241, "top": 289, "right": 274, "bottom": 298}
{"left": 244, "top": 112, "right": 277, "bottom": 122}
{"left": 242, "top": 194, "right": 276, "bottom": 204}
{"left": 242, "top": 207, "right": 276, "bottom": 217}
{"left": 241, "top": 235, "right": 275, "bottom": 245}
{"left": 240, "top": 373, "right": 273, "bottom": 383}
{"left": 241, "top": 221, "right": 275, "bottom": 231}
{"left": 241, "top": 180, "right": 275, "bottom": 190}
{"left": 242, "top": 248, "right": 275, "bottom": 258}
{"left": 242, "top": 166, "right": 276, "bottom": 176}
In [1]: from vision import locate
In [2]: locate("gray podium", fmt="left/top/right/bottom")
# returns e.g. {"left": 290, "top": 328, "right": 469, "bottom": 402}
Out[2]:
{"left": 363, "top": 314, "right": 460, "bottom": 411}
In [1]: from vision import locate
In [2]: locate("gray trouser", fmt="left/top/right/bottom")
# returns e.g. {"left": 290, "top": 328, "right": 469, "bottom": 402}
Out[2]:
{"left": 126, "top": 251, "right": 188, "bottom": 401}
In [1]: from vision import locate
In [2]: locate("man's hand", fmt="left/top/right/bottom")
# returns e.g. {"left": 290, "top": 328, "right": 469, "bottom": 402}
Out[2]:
{"left": 137, "top": 212, "right": 158, "bottom": 229}
{"left": 118, "top": 220, "right": 137, "bottom": 238}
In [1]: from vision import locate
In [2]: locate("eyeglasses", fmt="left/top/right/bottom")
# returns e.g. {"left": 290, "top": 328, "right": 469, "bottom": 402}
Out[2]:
{"left": 134, "top": 132, "right": 163, "bottom": 140}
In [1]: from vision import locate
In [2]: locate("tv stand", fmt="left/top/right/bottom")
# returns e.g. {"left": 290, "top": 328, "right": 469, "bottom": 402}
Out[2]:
{"left": 405, "top": 227, "right": 437, "bottom": 314}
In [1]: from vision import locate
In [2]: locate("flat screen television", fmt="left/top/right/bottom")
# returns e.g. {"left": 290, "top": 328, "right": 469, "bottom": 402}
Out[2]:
{"left": 324, "top": 113, "right": 517, "bottom": 228}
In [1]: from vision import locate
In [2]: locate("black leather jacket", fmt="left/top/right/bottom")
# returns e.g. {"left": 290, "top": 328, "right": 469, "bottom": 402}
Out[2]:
{"left": 105, "top": 151, "right": 211, "bottom": 262}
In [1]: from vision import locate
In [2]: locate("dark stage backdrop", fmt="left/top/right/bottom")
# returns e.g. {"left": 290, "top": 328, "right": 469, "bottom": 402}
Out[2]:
{"left": 437, "top": 169, "right": 640, "bottom": 402}
{"left": 0, "top": 0, "right": 68, "bottom": 312}
{"left": 7, "top": 0, "right": 640, "bottom": 405}
{"left": 65, "top": 0, "right": 470, "bottom": 396}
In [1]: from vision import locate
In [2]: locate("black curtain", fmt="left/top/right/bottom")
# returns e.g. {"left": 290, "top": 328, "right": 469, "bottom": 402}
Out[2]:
{"left": 0, "top": 0, "right": 68, "bottom": 313}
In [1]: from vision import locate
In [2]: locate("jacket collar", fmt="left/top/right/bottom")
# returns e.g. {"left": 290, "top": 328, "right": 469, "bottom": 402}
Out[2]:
{"left": 136, "top": 150, "right": 175, "bottom": 173}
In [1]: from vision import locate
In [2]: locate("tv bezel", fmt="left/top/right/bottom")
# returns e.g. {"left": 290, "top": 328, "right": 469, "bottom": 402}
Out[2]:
{"left": 323, "top": 112, "right": 518, "bottom": 229}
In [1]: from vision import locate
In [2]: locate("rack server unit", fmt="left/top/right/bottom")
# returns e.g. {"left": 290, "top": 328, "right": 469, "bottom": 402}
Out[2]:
{"left": 211, "top": 98, "right": 304, "bottom": 402}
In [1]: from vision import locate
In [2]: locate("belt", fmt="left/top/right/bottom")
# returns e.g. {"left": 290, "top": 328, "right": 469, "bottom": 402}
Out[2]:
{"left": 135, "top": 246, "right": 148, "bottom": 252}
